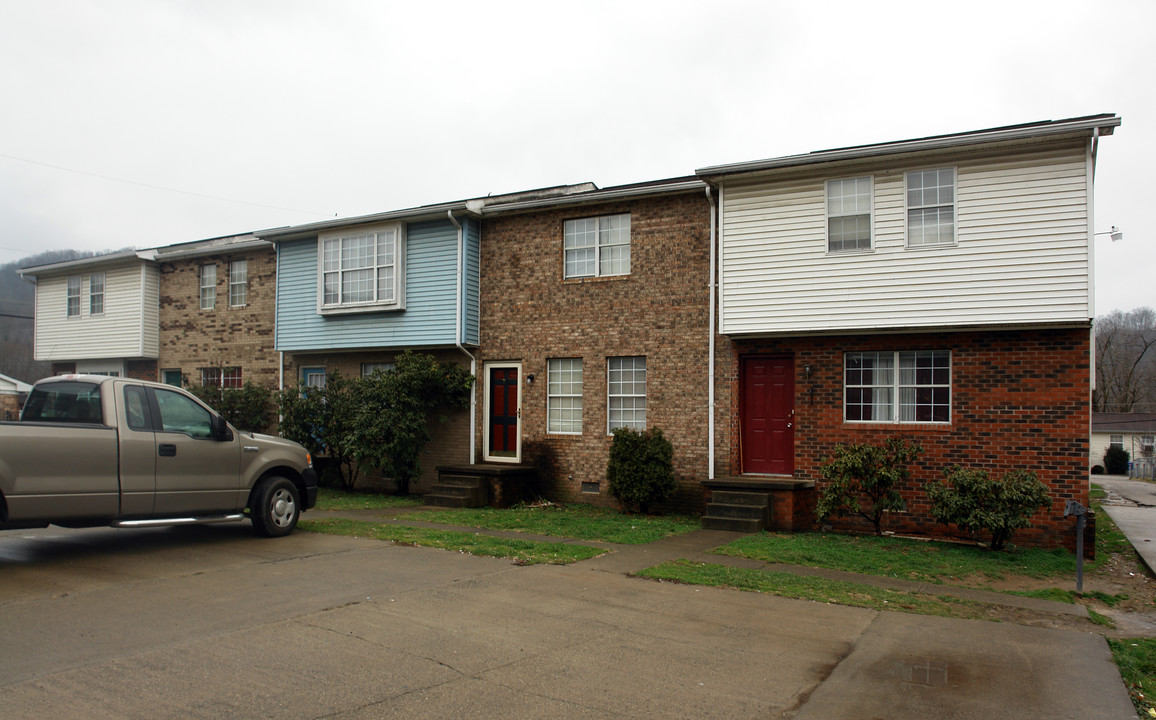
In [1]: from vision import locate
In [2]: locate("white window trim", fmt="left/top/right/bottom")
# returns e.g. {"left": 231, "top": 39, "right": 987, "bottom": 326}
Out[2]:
{"left": 547, "top": 358, "right": 583, "bottom": 435}
{"left": 89, "top": 272, "right": 105, "bottom": 316}
{"left": 825, "top": 175, "right": 874, "bottom": 254}
{"left": 904, "top": 166, "right": 958, "bottom": 249}
{"left": 229, "top": 260, "right": 248, "bottom": 307}
{"left": 200, "top": 264, "right": 216, "bottom": 310}
{"left": 563, "top": 213, "right": 631, "bottom": 279}
{"left": 66, "top": 275, "right": 81, "bottom": 317}
{"left": 843, "top": 350, "right": 951, "bottom": 424}
{"left": 607, "top": 356, "right": 647, "bottom": 434}
{"left": 483, "top": 361, "right": 522, "bottom": 464}
{"left": 316, "top": 222, "right": 406, "bottom": 315}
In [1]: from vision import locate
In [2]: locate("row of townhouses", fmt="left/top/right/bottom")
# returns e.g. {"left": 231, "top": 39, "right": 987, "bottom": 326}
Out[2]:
{"left": 20, "top": 114, "right": 1120, "bottom": 549}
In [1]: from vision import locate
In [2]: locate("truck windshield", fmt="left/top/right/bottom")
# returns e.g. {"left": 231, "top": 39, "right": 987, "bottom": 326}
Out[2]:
{"left": 22, "top": 382, "right": 104, "bottom": 424}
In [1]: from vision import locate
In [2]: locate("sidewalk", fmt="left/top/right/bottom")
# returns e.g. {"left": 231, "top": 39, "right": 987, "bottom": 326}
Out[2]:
{"left": 1096, "top": 474, "right": 1156, "bottom": 573}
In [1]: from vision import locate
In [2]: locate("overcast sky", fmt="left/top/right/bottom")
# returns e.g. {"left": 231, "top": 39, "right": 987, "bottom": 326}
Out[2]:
{"left": 0, "top": 0, "right": 1151, "bottom": 314}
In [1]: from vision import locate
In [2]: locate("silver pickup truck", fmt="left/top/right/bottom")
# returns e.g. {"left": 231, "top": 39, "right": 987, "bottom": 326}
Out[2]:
{"left": 0, "top": 375, "right": 318, "bottom": 537}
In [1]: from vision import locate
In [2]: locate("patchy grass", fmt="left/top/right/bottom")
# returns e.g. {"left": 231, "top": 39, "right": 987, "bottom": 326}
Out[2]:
{"left": 1109, "top": 638, "right": 1156, "bottom": 717}
{"left": 638, "top": 560, "right": 996, "bottom": 620}
{"left": 395, "top": 503, "right": 699, "bottom": 544}
{"left": 313, "top": 488, "right": 423, "bottom": 511}
{"left": 712, "top": 531, "right": 1074, "bottom": 584}
{"left": 299, "top": 518, "right": 605, "bottom": 565}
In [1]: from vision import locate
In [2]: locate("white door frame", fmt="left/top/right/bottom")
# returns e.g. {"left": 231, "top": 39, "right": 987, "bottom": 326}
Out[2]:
{"left": 483, "top": 361, "right": 521, "bottom": 464}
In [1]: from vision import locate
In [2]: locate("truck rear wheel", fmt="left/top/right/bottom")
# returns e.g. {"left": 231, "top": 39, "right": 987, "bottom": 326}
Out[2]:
{"left": 251, "top": 476, "right": 300, "bottom": 537}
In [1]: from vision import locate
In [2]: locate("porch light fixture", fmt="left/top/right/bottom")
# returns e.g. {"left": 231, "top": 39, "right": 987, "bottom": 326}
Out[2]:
{"left": 526, "top": 373, "right": 535, "bottom": 385}
{"left": 804, "top": 365, "right": 812, "bottom": 380}
{"left": 1094, "top": 226, "right": 1124, "bottom": 242}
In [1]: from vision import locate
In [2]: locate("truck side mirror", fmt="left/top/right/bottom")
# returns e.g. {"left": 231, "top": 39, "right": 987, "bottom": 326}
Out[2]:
{"left": 212, "top": 414, "right": 234, "bottom": 442}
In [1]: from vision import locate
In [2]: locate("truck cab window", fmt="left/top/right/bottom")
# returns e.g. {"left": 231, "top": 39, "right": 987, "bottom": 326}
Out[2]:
{"left": 124, "top": 386, "right": 151, "bottom": 431}
{"left": 22, "top": 382, "right": 103, "bottom": 423}
{"left": 153, "top": 388, "right": 213, "bottom": 439}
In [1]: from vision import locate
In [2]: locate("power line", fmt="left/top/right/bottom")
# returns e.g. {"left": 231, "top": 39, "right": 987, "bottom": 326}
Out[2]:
{"left": 0, "top": 152, "right": 333, "bottom": 217}
{"left": 0, "top": 311, "right": 32, "bottom": 319}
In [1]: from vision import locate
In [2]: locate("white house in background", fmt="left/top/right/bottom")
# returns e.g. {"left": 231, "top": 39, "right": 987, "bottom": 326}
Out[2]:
{"left": 1091, "top": 413, "right": 1156, "bottom": 469}
{"left": 18, "top": 251, "right": 160, "bottom": 378}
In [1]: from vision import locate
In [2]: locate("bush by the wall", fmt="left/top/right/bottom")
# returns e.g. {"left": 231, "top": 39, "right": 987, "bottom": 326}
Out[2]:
{"left": 926, "top": 466, "right": 1051, "bottom": 551}
{"left": 1104, "top": 446, "right": 1130, "bottom": 475}
{"left": 606, "top": 427, "right": 676, "bottom": 514}
{"left": 187, "top": 380, "right": 273, "bottom": 433}
{"left": 815, "top": 437, "right": 922, "bottom": 535}
{"left": 1091, "top": 465, "right": 1105, "bottom": 475}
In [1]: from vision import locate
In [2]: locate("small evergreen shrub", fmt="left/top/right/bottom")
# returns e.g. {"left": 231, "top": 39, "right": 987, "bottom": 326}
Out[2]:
{"left": 926, "top": 466, "right": 1051, "bottom": 551}
{"left": 1104, "top": 446, "right": 1130, "bottom": 475}
{"left": 814, "top": 437, "right": 922, "bottom": 535}
{"left": 1091, "top": 465, "right": 1105, "bottom": 475}
{"left": 606, "top": 427, "right": 676, "bottom": 514}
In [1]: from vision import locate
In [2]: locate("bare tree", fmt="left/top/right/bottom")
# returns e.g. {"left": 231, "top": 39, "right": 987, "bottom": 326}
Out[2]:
{"left": 1095, "top": 307, "right": 1156, "bottom": 412}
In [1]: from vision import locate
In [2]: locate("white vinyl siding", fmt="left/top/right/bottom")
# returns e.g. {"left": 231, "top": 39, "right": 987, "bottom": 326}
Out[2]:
{"left": 719, "top": 142, "right": 1091, "bottom": 334}
{"left": 32, "top": 263, "right": 160, "bottom": 361}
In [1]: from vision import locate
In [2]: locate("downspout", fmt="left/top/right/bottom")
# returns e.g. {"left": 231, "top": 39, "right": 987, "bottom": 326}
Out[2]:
{"left": 275, "top": 242, "right": 285, "bottom": 424}
{"left": 447, "top": 210, "right": 477, "bottom": 465}
{"left": 706, "top": 186, "right": 717, "bottom": 480}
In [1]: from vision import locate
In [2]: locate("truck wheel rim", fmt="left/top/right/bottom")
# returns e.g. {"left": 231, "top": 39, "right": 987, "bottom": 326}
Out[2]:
{"left": 271, "top": 489, "right": 295, "bottom": 527}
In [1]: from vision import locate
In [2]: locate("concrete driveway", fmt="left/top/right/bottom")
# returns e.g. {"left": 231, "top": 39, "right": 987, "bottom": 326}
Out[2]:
{"left": 0, "top": 522, "right": 1137, "bottom": 719}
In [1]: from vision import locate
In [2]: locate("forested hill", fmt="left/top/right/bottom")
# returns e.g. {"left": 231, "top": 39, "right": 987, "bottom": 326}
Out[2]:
{"left": 0, "top": 249, "right": 103, "bottom": 383}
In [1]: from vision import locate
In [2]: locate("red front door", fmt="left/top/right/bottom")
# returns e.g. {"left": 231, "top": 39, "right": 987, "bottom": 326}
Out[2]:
{"left": 488, "top": 367, "right": 519, "bottom": 458}
{"left": 741, "top": 356, "right": 794, "bottom": 475}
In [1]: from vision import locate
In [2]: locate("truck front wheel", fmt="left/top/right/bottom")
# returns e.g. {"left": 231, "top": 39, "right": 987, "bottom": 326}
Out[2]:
{"left": 251, "top": 476, "right": 300, "bottom": 537}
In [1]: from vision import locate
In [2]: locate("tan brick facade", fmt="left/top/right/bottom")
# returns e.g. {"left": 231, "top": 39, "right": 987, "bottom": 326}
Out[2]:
{"left": 479, "top": 191, "right": 717, "bottom": 511}
{"left": 0, "top": 393, "right": 22, "bottom": 421}
{"left": 157, "top": 247, "right": 278, "bottom": 390}
{"left": 282, "top": 349, "right": 473, "bottom": 492}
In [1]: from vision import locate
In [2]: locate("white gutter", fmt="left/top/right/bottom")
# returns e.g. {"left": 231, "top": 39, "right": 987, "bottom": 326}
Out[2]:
{"left": 447, "top": 210, "right": 477, "bottom": 465}
{"left": 706, "top": 186, "right": 717, "bottom": 480}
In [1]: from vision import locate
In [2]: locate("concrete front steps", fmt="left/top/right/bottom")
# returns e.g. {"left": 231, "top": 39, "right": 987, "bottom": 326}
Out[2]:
{"left": 425, "top": 473, "right": 485, "bottom": 508}
{"left": 701, "top": 490, "right": 772, "bottom": 532}
{"left": 425, "top": 464, "right": 540, "bottom": 509}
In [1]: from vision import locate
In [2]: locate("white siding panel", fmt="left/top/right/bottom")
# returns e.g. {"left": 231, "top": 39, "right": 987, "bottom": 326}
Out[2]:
{"left": 719, "top": 144, "right": 1090, "bottom": 335}
{"left": 33, "top": 262, "right": 158, "bottom": 360}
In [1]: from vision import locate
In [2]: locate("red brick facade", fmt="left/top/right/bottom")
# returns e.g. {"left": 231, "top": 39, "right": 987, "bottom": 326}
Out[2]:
{"left": 726, "top": 327, "right": 1091, "bottom": 550}
{"left": 157, "top": 247, "right": 279, "bottom": 390}
{"left": 478, "top": 191, "right": 715, "bottom": 511}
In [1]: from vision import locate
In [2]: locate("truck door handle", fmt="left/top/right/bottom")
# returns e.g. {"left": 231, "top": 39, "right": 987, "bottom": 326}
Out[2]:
{"left": 159, "top": 444, "right": 177, "bottom": 457}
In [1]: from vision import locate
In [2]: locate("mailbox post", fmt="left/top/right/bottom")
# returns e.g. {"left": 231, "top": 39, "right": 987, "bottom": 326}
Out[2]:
{"left": 1064, "top": 500, "right": 1089, "bottom": 593}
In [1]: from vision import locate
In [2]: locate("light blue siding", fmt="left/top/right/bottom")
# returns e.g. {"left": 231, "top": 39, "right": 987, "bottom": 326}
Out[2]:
{"left": 275, "top": 219, "right": 474, "bottom": 351}
{"left": 462, "top": 218, "right": 481, "bottom": 346}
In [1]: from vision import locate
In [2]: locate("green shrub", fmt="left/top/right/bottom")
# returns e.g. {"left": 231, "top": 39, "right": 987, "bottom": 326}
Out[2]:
{"left": 187, "top": 380, "right": 273, "bottom": 433}
{"left": 606, "top": 427, "right": 676, "bottom": 514}
{"left": 815, "top": 438, "right": 921, "bottom": 535}
{"left": 926, "top": 466, "right": 1051, "bottom": 550}
{"left": 1091, "top": 465, "right": 1105, "bottom": 475}
{"left": 1104, "top": 445, "right": 1130, "bottom": 475}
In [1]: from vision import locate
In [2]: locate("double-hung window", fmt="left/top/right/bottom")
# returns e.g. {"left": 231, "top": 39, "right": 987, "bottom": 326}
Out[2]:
{"left": 845, "top": 350, "right": 950, "bottom": 423}
{"left": 906, "top": 168, "right": 955, "bottom": 246}
{"left": 827, "top": 177, "right": 873, "bottom": 252}
{"left": 547, "top": 358, "right": 583, "bottom": 434}
{"left": 229, "top": 260, "right": 248, "bottom": 306}
{"left": 66, "top": 276, "right": 81, "bottom": 317}
{"left": 1109, "top": 434, "right": 1124, "bottom": 450}
{"left": 201, "top": 367, "right": 242, "bottom": 389}
{"left": 564, "top": 213, "right": 630, "bottom": 278}
{"left": 320, "top": 223, "right": 404, "bottom": 312}
{"left": 607, "top": 356, "right": 646, "bottom": 432}
{"left": 200, "top": 265, "right": 216, "bottom": 310}
{"left": 89, "top": 272, "right": 105, "bottom": 315}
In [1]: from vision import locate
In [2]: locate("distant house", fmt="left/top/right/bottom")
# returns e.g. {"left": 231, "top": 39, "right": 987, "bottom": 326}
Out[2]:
{"left": 19, "top": 251, "right": 160, "bottom": 379}
{"left": 1091, "top": 413, "right": 1156, "bottom": 469}
{"left": 0, "top": 372, "right": 31, "bottom": 420}
{"left": 698, "top": 113, "right": 1120, "bottom": 548}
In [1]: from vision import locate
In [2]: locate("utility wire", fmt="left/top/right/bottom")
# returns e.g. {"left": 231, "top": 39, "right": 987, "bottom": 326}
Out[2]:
{"left": 0, "top": 312, "right": 33, "bottom": 319}
{"left": 0, "top": 152, "right": 333, "bottom": 217}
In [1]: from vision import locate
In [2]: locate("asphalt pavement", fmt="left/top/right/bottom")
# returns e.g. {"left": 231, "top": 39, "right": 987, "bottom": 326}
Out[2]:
{"left": 0, "top": 505, "right": 1140, "bottom": 719}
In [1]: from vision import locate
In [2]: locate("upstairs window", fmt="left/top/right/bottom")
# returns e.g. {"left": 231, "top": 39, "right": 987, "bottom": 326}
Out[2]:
{"left": 320, "top": 223, "right": 404, "bottom": 313}
{"left": 229, "top": 260, "right": 248, "bottom": 306}
{"left": 66, "top": 276, "right": 81, "bottom": 317}
{"left": 827, "top": 177, "right": 873, "bottom": 252}
{"left": 906, "top": 168, "right": 956, "bottom": 246}
{"left": 564, "top": 213, "right": 630, "bottom": 278}
{"left": 200, "top": 264, "right": 216, "bottom": 310}
{"left": 89, "top": 272, "right": 105, "bottom": 315}
{"left": 1109, "top": 434, "right": 1124, "bottom": 450}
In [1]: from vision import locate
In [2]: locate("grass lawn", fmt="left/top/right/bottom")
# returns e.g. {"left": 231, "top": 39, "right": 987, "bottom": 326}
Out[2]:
{"left": 1109, "top": 638, "right": 1156, "bottom": 717}
{"left": 298, "top": 517, "right": 605, "bottom": 565}
{"left": 395, "top": 503, "right": 700, "bottom": 544}
{"left": 313, "top": 488, "right": 424, "bottom": 511}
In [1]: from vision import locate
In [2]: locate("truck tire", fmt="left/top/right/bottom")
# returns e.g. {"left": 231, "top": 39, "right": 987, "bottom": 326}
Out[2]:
{"left": 251, "top": 476, "right": 300, "bottom": 537}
